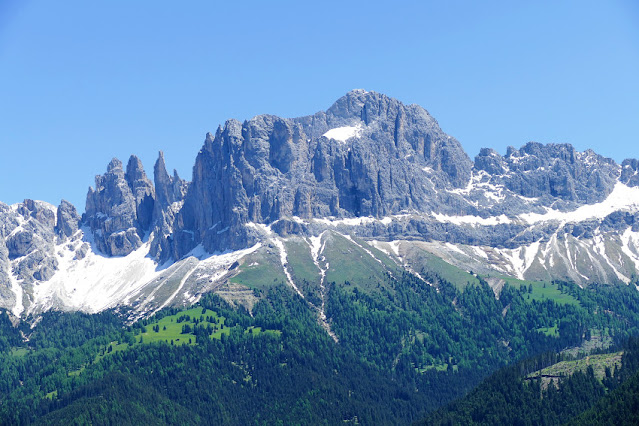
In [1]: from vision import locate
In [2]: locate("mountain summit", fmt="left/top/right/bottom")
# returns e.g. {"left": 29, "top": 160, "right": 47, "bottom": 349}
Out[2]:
{"left": 1, "top": 91, "right": 639, "bottom": 319}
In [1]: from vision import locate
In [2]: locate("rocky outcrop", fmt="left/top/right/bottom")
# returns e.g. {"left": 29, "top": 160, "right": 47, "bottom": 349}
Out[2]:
{"left": 84, "top": 156, "right": 155, "bottom": 256}
{"left": 475, "top": 143, "right": 619, "bottom": 204}
{"left": 149, "top": 151, "right": 188, "bottom": 260}
{"left": 55, "top": 200, "right": 80, "bottom": 238}
{"left": 125, "top": 156, "right": 155, "bottom": 232}
{"left": 1, "top": 200, "right": 58, "bottom": 285}
{"left": 621, "top": 158, "right": 639, "bottom": 187}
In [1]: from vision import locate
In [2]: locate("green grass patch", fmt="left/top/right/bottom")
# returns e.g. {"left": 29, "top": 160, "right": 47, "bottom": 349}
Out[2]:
{"left": 417, "top": 251, "right": 480, "bottom": 290}
{"left": 94, "top": 341, "right": 131, "bottom": 363}
{"left": 229, "top": 249, "right": 287, "bottom": 291}
{"left": 528, "top": 351, "right": 623, "bottom": 382}
{"left": 404, "top": 246, "right": 480, "bottom": 289}
{"left": 417, "top": 363, "right": 458, "bottom": 373}
{"left": 10, "top": 347, "right": 29, "bottom": 357}
{"left": 94, "top": 306, "right": 281, "bottom": 363}
{"left": 283, "top": 238, "right": 323, "bottom": 304}
{"left": 537, "top": 325, "right": 559, "bottom": 337}
{"left": 323, "top": 232, "right": 391, "bottom": 292}
{"left": 284, "top": 238, "right": 320, "bottom": 286}
{"left": 137, "top": 307, "right": 220, "bottom": 346}
{"left": 500, "top": 279, "right": 580, "bottom": 306}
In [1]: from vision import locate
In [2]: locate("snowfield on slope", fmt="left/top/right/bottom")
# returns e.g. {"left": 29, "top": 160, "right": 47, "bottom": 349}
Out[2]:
{"left": 519, "top": 182, "right": 639, "bottom": 224}
{"left": 30, "top": 229, "right": 260, "bottom": 315}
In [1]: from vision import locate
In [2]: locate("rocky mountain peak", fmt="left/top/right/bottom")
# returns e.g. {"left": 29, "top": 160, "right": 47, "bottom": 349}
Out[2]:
{"left": 163, "top": 90, "right": 475, "bottom": 256}
{"left": 55, "top": 199, "right": 80, "bottom": 238}
{"left": 84, "top": 156, "right": 155, "bottom": 256}
{"left": 106, "top": 157, "right": 124, "bottom": 174}
{"left": 125, "top": 155, "right": 155, "bottom": 232}
{"left": 125, "top": 155, "right": 148, "bottom": 183}
{"left": 149, "top": 151, "right": 188, "bottom": 260}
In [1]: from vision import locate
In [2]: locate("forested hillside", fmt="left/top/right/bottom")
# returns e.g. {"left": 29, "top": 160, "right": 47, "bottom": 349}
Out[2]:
{"left": 2, "top": 271, "right": 639, "bottom": 424}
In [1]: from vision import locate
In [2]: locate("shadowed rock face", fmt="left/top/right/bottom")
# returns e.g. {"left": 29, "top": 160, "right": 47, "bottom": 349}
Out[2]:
{"left": 149, "top": 151, "right": 188, "bottom": 260}
{"left": 125, "top": 156, "right": 155, "bottom": 232}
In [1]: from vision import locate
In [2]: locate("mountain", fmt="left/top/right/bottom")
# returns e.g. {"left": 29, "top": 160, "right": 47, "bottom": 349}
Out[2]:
{"left": 2, "top": 90, "right": 639, "bottom": 321}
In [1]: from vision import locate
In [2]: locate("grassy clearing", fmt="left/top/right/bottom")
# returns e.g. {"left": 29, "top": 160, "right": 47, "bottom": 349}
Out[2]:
{"left": 229, "top": 248, "right": 287, "bottom": 291}
{"left": 562, "top": 328, "right": 614, "bottom": 357}
{"left": 10, "top": 347, "right": 29, "bottom": 357}
{"left": 94, "top": 341, "right": 130, "bottom": 364}
{"left": 499, "top": 279, "right": 580, "bottom": 306}
{"left": 417, "top": 363, "right": 459, "bottom": 373}
{"left": 527, "top": 351, "right": 623, "bottom": 389}
{"left": 283, "top": 238, "right": 323, "bottom": 304}
{"left": 92, "top": 306, "right": 280, "bottom": 365}
{"left": 536, "top": 325, "right": 559, "bottom": 337}
{"left": 284, "top": 238, "right": 320, "bottom": 286}
{"left": 138, "top": 307, "right": 228, "bottom": 346}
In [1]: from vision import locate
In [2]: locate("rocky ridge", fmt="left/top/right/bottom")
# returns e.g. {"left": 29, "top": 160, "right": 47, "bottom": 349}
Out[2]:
{"left": 1, "top": 90, "right": 639, "bottom": 319}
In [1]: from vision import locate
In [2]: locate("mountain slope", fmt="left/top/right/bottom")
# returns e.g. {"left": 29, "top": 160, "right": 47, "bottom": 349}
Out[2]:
{"left": 1, "top": 90, "right": 639, "bottom": 320}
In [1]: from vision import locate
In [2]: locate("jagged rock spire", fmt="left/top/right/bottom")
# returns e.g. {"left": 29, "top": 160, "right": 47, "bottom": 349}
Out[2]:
{"left": 84, "top": 156, "right": 156, "bottom": 256}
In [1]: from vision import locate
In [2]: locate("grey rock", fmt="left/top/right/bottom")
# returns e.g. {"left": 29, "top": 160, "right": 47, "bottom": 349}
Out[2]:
{"left": 125, "top": 155, "right": 155, "bottom": 232}
{"left": 19, "top": 199, "right": 56, "bottom": 228}
{"left": 475, "top": 143, "right": 619, "bottom": 203}
{"left": 55, "top": 200, "right": 80, "bottom": 238}
{"left": 13, "top": 248, "right": 58, "bottom": 284}
{"left": 0, "top": 199, "right": 65, "bottom": 298}
{"left": 621, "top": 159, "right": 639, "bottom": 187}
{"left": 5, "top": 200, "right": 57, "bottom": 263}
{"left": 173, "top": 90, "right": 474, "bottom": 255}
{"left": 149, "top": 151, "right": 188, "bottom": 260}
{"left": 84, "top": 157, "right": 156, "bottom": 256}
{"left": 74, "top": 242, "right": 89, "bottom": 260}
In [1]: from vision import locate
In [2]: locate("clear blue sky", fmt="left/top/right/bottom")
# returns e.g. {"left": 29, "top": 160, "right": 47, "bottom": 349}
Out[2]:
{"left": 1, "top": 0, "right": 638, "bottom": 211}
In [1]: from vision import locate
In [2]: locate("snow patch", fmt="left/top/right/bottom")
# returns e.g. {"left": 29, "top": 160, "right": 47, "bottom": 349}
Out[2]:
{"left": 620, "top": 229, "right": 639, "bottom": 272}
{"left": 322, "top": 124, "right": 364, "bottom": 143}
{"left": 519, "top": 182, "right": 639, "bottom": 224}
{"left": 32, "top": 232, "right": 161, "bottom": 314}
{"left": 9, "top": 271, "right": 24, "bottom": 317}
{"left": 272, "top": 238, "right": 304, "bottom": 298}
{"left": 246, "top": 222, "right": 274, "bottom": 236}
{"left": 432, "top": 212, "right": 511, "bottom": 226}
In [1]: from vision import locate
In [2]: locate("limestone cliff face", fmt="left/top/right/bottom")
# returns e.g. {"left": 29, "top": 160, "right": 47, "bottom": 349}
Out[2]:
{"left": 149, "top": 151, "right": 188, "bottom": 260}
{"left": 84, "top": 156, "right": 155, "bottom": 256}
{"left": 170, "top": 90, "right": 474, "bottom": 255}
{"left": 621, "top": 158, "right": 639, "bottom": 187}
{"left": 475, "top": 143, "right": 619, "bottom": 204}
